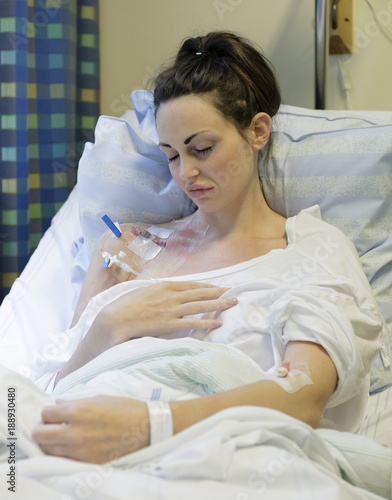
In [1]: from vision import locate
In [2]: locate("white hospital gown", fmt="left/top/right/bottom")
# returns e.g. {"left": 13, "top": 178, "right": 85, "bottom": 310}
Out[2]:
{"left": 33, "top": 205, "right": 386, "bottom": 433}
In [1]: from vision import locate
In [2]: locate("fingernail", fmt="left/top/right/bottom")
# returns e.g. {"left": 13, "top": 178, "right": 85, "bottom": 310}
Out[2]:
{"left": 213, "top": 319, "right": 223, "bottom": 328}
{"left": 227, "top": 298, "right": 238, "bottom": 305}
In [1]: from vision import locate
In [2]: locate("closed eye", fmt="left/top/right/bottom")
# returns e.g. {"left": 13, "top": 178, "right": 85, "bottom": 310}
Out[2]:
{"left": 167, "top": 146, "right": 212, "bottom": 164}
{"left": 168, "top": 154, "right": 179, "bottom": 164}
{"left": 195, "top": 146, "right": 212, "bottom": 156}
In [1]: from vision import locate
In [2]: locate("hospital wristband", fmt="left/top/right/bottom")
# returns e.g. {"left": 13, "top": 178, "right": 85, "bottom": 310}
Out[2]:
{"left": 146, "top": 401, "right": 173, "bottom": 445}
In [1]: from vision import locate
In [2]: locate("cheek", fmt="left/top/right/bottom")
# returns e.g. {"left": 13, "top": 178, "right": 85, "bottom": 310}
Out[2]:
{"left": 215, "top": 147, "right": 245, "bottom": 181}
{"left": 206, "top": 154, "right": 240, "bottom": 192}
{"left": 169, "top": 166, "right": 180, "bottom": 182}
{"left": 212, "top": 143, "right": 255, "bottom": 193}
{"left": 168, "top": 165, "right": 187, "bottom": 191}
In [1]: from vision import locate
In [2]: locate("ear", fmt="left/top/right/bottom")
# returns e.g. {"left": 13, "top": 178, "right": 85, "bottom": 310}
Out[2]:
{"left": 249, "top": 112, "right": 271, "bottom": 151}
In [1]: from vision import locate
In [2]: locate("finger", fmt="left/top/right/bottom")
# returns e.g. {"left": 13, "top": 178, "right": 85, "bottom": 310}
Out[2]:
{"left": 41, "top": 402, "right": 72, "bottom": 424}
{"left": 177, "top": 296, "right": 238, "bottom": 317}
{"left": 175, "top": 317, "right": 223, "bottom": 330}
{"left": 176, "top": 287, "right": 232, "bottom": 304}
{"left": 38, "top": 443, "right": 69, "bottom": 458}
{"left": 157, "top": 281, "right": 230, "bottom": 294}
{"left": 39, "top": 440, "right": 84, "bottom": 462}
{"left": 31, "top": 423, "right": 69, "bottom": 445}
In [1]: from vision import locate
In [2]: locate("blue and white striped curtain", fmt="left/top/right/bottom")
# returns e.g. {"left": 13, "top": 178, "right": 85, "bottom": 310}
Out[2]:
{"left": 0, "top": 0, "right": 100, "bottom": 301}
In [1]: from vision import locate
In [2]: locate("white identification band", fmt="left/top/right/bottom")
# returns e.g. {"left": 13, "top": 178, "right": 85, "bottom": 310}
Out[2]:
{"left": 146, "top": 401, "right": 173, "bottom": 446}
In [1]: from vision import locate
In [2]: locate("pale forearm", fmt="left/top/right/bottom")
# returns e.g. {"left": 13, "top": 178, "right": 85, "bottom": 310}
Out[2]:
{"left": 170, "top": 379, "right": 323, "bottom": 434}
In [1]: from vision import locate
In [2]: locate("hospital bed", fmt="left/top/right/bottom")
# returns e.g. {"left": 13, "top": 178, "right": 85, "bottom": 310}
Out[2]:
{"left": 0, "top": 90, "right": 391, "bottom": 499}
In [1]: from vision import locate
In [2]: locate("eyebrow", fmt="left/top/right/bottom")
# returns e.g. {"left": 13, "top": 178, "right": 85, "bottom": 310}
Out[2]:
{"left": 159, "top": 130, "right": 210, "bottom": 148}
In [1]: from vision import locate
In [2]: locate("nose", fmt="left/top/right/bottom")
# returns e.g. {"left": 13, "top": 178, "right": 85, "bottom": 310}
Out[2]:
{"left": 179, "top": 158, "right": 199, "bottom": 181}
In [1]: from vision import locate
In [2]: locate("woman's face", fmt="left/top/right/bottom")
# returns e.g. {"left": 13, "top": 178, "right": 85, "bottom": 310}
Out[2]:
{"left": 156, "top": 94, "right": 261, "bottom": 213}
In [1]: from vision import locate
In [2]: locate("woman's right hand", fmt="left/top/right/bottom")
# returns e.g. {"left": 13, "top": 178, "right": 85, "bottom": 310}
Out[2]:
{"left": 96, "top": 281, "right": 238, "bottom": 344}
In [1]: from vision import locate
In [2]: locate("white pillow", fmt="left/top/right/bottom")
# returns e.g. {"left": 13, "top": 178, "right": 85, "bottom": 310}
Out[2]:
{"left": 77, "top": 90, "right": 392, "bottom": 392}
{"left": 264, "top": 106, "right": 392, "bottom": 392}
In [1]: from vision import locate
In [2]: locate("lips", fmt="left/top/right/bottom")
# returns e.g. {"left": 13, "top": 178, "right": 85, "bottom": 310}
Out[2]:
{"left": 186, "top": 185, "right": 214, "bottom": 198}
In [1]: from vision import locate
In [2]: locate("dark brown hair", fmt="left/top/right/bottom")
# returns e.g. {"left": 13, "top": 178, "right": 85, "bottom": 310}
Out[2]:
{"left": 153, "top": 31, "right": 281, "bottom": 138}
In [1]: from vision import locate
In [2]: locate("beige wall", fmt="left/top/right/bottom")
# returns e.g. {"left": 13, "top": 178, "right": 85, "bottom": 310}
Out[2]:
{"left": 99, "top": 0, "right": 392, "bottom": 115}
{"left": 99, "top": 0, "right": 315, "bottom": 115}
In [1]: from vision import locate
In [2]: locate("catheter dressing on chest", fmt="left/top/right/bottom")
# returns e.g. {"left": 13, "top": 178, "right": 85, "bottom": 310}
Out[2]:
{"left": 99, "top": 213, "right": 209, "bottom": 279}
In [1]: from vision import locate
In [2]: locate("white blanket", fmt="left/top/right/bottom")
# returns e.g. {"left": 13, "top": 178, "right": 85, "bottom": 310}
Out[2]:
{"left": 0, "top": 340, "right": 391, "bottom": 499}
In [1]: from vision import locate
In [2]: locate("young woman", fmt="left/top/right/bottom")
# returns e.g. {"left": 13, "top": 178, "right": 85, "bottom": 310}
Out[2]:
{"left": 32, "top": 32, "right": 384, "bottom": 464}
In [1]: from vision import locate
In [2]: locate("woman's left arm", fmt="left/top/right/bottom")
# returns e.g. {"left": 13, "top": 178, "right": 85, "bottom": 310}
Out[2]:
{"left": 171, "top": 340, "right": 337, "bottom": 435}
{"left": 32, "top": 341, "right": 337, "bottom": 463}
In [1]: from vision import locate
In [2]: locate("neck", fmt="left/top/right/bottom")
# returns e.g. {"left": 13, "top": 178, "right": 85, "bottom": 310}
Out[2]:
{"left": 196, "top": 182, "right": 281, "bottom": 241}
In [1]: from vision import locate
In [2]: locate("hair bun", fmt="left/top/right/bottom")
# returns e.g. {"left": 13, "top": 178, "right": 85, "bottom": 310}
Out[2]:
{"left": 155, "top": 30, "right": 281, "bottom": 131}
{"left": 178, "top": 33, "right": 234, "bottom": 61}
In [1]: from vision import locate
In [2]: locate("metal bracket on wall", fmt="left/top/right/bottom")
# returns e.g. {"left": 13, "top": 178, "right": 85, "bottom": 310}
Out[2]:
{"left": 330, "top": 0, "right": 353, "bottom": 54}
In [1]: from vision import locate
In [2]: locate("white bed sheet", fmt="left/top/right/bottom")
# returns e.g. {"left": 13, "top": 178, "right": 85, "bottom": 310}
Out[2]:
{"left": 0, "top": 130, "right": 391, "bottom": 498}
{"left": 0, "top": 187, "right": 84, "bottom": 379}
{"left": 0, "top": 349, "right": 391, "bottom": 500}
{"left": 361, "top": 385, "right": 392, "bottom": 447}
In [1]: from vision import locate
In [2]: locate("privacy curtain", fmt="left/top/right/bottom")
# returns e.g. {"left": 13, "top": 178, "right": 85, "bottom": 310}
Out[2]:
{"left": 0, "top": 0, "right": 100, "bottom": 301}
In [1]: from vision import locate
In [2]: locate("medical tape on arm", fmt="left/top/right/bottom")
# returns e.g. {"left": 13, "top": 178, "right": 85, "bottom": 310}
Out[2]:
{"left": 99, "top": 213, "right": 208, "bottom": 279}
{"left": 266, "top": 362, "right": 313, "bottom": 393}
